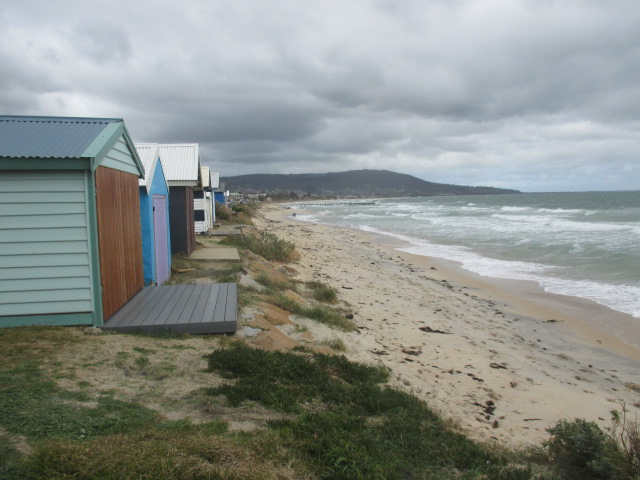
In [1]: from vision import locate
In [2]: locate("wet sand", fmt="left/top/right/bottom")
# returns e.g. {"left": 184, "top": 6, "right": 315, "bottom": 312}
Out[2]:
{"left": 254, "top": 203, "right": 640, "bottom": 447}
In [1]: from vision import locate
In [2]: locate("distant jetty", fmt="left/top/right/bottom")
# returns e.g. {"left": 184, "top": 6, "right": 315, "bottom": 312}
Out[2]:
{"left": 288, "top": 200, "right": 377, "bottom": 207}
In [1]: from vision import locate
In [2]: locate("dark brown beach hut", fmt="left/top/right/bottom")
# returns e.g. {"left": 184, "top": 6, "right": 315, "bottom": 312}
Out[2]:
{"left": 157, "top": 144, "right": 201, "bottom": 256}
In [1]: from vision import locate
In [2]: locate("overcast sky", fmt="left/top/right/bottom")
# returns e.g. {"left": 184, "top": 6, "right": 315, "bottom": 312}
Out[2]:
{"left": 2, "top": 0, "right": 639, "bottom": 192}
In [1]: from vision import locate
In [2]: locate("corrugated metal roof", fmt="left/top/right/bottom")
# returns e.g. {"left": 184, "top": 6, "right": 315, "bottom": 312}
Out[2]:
{"left": 157, "top": 143, "right": 200, "bottom": 183}
{"left": 200, "top": 166, "right": 210, "bottom": 188}
{"left": 0, "top": 115, "right": 121, "bottom": 158}
{"left": 135, "top": 143, "right": 160, "bottom": 190}
{"left": 210, "top": 172, "right": 220, "bottom": 189}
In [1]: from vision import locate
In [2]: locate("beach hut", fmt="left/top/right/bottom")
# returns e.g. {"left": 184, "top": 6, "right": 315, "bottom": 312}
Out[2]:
{"left": 214, "top": 181, "right": 229, "bottom": 207}
{"left": 157, "top": 144, "right": 201, "bottom": 256}
{"left": 135, "top": 143, "right": 172, "bottom": 286}
{"left": 210, "top": 172, "right": 220, "bottom": 222}
{"left": 0, "top": 115, "right": 145, "bottom": 328}
{"left": 194, "top": 166, "right": 214, "bottom": 233}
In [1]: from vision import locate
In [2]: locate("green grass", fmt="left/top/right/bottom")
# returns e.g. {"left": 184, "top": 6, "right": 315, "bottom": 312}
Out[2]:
{"left": 0, "top": 434, "right": 21, "bottom": 480}
{"left": 17, "top": 430, "right": 280, "bottom": 480}
{"left": 268, "top": 293, "right": 355, "bottom": 331}
{"left": 0, "top": 362, "right": 160, "bottom": 440}
{"left": 237, "top": 284, "right": 256, "bottom": 309}
{"left": 216, "top": 262, "right": 245, "bottom": 283}
{"left": 320, "top": 337, "right": 347, "bottom": 352}
{"left": 256, "top": 272, "right": 297, "bottom": 293}
{"left": 4, "top": 328, "right": 634, "bottom": 479}
{"left": 206, "top": 344, "right": 525, "bottom": 479}
{"left": 0, "top": 329, "right": 278, "bottom": 479}
{"left": 306, "top": 281, "right": 338, "bottom": 303}
{"left": 0, "top": 326, "right": 82, "bottom": 367}
{"left": 207, "top": 343, "right": 388, "bottom": 413}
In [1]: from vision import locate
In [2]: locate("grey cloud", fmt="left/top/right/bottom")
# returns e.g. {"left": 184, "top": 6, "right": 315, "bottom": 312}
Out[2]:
{"left": 0, "top": 0, "right": 639, "bottom": 192}
{"left": 72, "top": 22, "right": 133, "bottom": 63}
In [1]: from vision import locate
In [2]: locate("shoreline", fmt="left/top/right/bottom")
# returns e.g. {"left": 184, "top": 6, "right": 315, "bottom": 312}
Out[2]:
{"left": 361, "top": 228, "right": 640, "bottom": 361}
{"left": 255, "top": 203, "right": 640, "bottom": 447}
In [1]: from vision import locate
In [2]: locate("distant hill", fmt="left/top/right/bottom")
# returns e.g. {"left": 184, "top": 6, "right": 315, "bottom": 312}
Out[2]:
{"left": 222, "top": 170, "right": 520, "bottom": 198}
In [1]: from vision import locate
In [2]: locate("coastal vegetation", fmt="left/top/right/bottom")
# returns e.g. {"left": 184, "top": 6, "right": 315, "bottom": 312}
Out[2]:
{"left": 1, "top": 203, "right": 639, "bottom": 479}
{"left": 215, "top": 201, "right": 258, "bottom": 226}
{"left": 306, "top": 280, "right": 339, "bottom": 303}
{"left": 222, "top": 230, "right": 300, "bottom": 262}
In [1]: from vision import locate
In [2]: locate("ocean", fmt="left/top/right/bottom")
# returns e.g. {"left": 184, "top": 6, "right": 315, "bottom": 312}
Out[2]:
{"left": 292, "top": 191, "right": 640, "bottom": 319}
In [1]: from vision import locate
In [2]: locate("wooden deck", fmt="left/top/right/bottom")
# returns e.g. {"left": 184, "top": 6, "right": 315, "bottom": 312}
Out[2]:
{"left": 102, "top": 283, "right": 237, "bottom": 335}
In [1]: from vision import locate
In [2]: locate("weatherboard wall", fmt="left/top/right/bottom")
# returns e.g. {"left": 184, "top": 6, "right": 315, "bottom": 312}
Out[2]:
{"left": 100, "top": 135, "right": 141, "bottom": 176}
{"left": 139, "top": 157, "right": 171, "bottom": 285}
{"left": 0, "top": 170, "right": 96, "bottom": 323}
{"left": 194, "top": 190, "right": 213, "bottom": 233}
{"left": 214, "top": 191, "right": 226, "bottom": 206}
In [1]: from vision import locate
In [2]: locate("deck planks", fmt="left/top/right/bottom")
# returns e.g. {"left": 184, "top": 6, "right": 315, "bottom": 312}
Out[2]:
{"left": 103, "top": 283, "right": 237, "bottom": 334}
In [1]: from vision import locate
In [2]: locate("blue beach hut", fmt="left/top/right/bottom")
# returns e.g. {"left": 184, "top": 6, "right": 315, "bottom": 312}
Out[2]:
{"left": 214, "top": 180, "right": 228, "bottom": 207}
{"left": 135, "top": 143, "right": 172, "bottom": 286}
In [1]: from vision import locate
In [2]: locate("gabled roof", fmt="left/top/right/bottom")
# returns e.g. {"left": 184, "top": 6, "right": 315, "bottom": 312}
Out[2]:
{"left": 210, "top": 172, "right": 220, "bottom": 189}
{"left": 0, "top": 115, "right": 144, "bottom": 176}
{"left": 135, "top": 143, "right": 168, "bottom": 193}
{"left": 200, "top": 166, "right": 210, "bottom": 189}
{"left": 157, "top": 143, "right": 200, "bottom": 186}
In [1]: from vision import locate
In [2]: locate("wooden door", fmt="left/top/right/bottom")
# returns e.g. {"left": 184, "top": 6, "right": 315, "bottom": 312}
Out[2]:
{"left": 95, "top": 167, "right": 143, "bottom": 319}
{"left": 153, "top": 195, "right": 169, "bottom": 285}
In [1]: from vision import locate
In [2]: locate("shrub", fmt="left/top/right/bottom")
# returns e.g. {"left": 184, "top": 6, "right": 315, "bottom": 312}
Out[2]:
{"left": 303, "top": 305, "right": 354, "bottom": 331}
{"left": 232, "top": 202, "right": 259, "bottom": 214}
{"left": 256, "top": 273, "right": 297, "bottom": 293}
{"left": 306, "top": 281, "right": 338, "bottom": 303}
{"left": 234, "top": 212, "right": 254, "bottom": 225}
{"left": 268, "top": 293, "right": 355, "bottom": 332}
{"left": 320, "top": 338, "right": 347, "bottom": 352}
{"left": 545, "top": 419, "right": 615, "bottom": 479}
{"left": 215, "top": 202, "right": 231, "bottom": 221}
{"left": 223, "top": 232, "right": 299, "bottom": 262}
{"left": 609, "top": 406, "right": 640, "bottom": 477}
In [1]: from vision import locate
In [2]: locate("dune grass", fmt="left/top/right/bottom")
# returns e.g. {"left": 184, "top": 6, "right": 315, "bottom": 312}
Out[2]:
{"left": 268, "top": 292, "right": 355, "bottom": 331}
{"left": 222, "top": 231, "right": 299, "bottom": 262}
{"left": 306, "top": 280, "right": 338, "bottom": 303}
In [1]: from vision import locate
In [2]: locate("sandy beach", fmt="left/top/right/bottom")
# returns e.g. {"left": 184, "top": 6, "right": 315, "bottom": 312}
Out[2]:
{"left": 251, "top": 203, "right": 640, "bottom": 448}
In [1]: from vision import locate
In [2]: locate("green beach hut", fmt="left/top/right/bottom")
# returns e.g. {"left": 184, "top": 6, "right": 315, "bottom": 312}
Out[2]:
{"left": 0, "top": 115, "right": 146, "bottom": 328}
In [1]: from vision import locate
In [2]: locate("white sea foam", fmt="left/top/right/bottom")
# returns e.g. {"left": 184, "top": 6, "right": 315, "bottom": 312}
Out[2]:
{"left": 295, "top": 214, "right": 319, "bottom": 223}
{"left": 398, "top": 239, "right": 640, "bottom": 319}
{"left": 295, "top": 192, "right": 640, "bottom": 319}
{"left": 500, "top": 206, "right": 532, "bottom": 212}
{"left": 537, "top": 208, "right": 585, "bottom": 214}
{"left": 534, "top": 277, "right": 640, "bottom": 319}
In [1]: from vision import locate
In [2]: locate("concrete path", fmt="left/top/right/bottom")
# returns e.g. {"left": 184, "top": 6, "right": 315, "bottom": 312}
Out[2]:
{"left": 191, "top": 246, "right": 240, "bottom": 261}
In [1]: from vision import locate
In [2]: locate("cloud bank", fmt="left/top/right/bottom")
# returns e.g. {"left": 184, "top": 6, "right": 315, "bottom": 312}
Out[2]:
{"left": 1, "top": 0, "right": 639, "bottom": 191}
